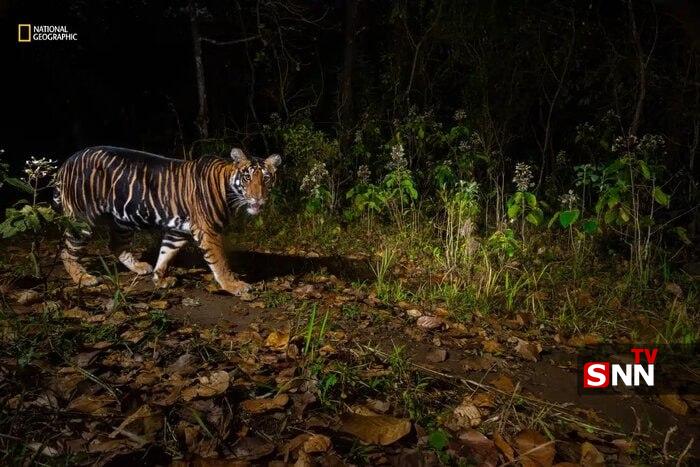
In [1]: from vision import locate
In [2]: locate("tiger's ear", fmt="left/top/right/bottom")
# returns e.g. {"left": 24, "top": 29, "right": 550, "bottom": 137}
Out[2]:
{"left": 230, "top": 148, "right": 249, "bottom": 164}
{"left": 264, "top": 154, "right": 282, "bottom": 171}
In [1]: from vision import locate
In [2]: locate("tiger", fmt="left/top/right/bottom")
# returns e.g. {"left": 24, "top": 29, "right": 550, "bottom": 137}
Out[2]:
{"left": 54, "top": 146, "right": 281, "bottom": 295}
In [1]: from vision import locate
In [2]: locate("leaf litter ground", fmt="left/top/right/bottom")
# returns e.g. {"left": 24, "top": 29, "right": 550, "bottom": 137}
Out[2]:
{"left": 0, "top": 242, "right": 698, "bottom": 466}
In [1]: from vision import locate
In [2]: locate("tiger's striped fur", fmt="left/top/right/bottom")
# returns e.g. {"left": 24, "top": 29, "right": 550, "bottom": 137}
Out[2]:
{"left": 54, "top": 146, "right": 281, "bottom": 295}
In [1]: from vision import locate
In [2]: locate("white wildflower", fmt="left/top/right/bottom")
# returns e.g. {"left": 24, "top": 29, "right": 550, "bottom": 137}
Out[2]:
{"left": 638, "top": 134, "right": 665, "bottom": 155}
{"left": 387, "top": 143, "right": 407, "bottom": 171}
{"left": 24, "top": 156, "right": 58, "bottom": 184}
{"left": 612, "top": 134, "right": 638, "bottom": 153}
{"left": 356, "top": 164, "right": 371, "bottom": 183}
{"left": 513, "top": 162, "right": 535, "bottom": 192}
{"left": 453, "top": 109, "right": 467, "bottom": 122}
{"left": 300, "top": 161, "right": 329, "bottom": 195}
{"left": 559, "top": 189, "right": 579, "bottom": 209}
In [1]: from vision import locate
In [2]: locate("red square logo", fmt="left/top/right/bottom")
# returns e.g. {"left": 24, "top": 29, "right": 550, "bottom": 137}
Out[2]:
{"left": 583, "top": 362, "right": 610, "bottom": 388}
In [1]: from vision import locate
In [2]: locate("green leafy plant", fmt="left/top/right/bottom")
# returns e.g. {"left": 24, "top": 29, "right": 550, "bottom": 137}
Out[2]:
{"left": 0, "top": 156, "right": 83, "bottom": 277}
{"left": 436, "top": 179, "right": 480, "bottom": 278}
{"left": 506, "top": 163, "right": 543, "bottom": 240}
{"left": 486, "top": 228, "right": 519, "bottom": 260}
{"left": 594, "top": 134, "right": 671, "bottom": 283}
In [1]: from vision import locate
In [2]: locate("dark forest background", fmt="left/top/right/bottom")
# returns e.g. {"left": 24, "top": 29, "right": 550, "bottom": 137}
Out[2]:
{"left": 2, "top": 0, "right": 699, "bottom": 231}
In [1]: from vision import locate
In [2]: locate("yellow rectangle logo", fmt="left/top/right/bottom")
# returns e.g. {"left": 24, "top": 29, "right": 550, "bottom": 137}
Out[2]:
{"left": 18, "top": 24, "right": 31, "bottom": 42}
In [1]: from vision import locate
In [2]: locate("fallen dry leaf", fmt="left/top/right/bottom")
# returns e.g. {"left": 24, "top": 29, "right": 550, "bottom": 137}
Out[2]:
{"left": 493, "top": 432, "right": 515, "bottom": 462}
{"left": 109, "top": 404, "right": 162, "bottom": 442}
{"left": 515, "top": 429, "right": 555, "bottom": 467}
{"left": 181, "top": 297, "right": 200, "bottom": 307}
{"left": 416, "top": 315, "right": 444, "bottom": 330}
{"left": 490, "top": 374, "right": 516, "bottom": 393}
{"left": 339, "top": 412, "right": 411, "bottom": 445}
{"left": 458, "top": 430, "right": 497, "bottom": 464}
{"left": 302, "top": 434, "right": 332, "bottom": 453}
{"left": 566, "top": 334, "right": 601, "bottom": 347}
{"left": 482, "top": 339, "right": 503, "bottom": 353}
{"left": 148, "top": 299, "right": 170, "bottom": 310}
{"left": 166, "top": 353, "right": 197, "bottom": 376}
{"left": 452, "top": 398, "right": 482, "bottom": 428}
{"left": 88, "top": 437, "right": 134, "bottom": 454}
{"left": 265, "top": 330, "right": 290, "bottom": 350}
{"left": 580, "top": 441, "right": 605, "bottom": 467}
{"left": 240, "top": 393, "right": 289, "bottom": 414}
{"left": 62, "top": 307, "right": 90, "bottom": 320}
{"left": 14, "top": 289, "right": 41, "bottom": 305}
{"left": 471, "top": 392, "right": 495, "bottom": 408}
{"left": 514, "top": 338, "right": 542, "bottom": 362}
{"left": 181, "top": 371, "right": 230, "bottom": 401}
{"left": 658, "top": 393, "right": 688, "bottom": 415}
{"left": 120, "top": 329, "right": 145, "bottom": 344}
{"left": 365, "top": 399, "right": 390, "bottom": 413}
{"left": 67, "top": 394, "right": 115, "bottom": 416}
{"left": 406, "top": 308, "right": 422, "bottom": 318}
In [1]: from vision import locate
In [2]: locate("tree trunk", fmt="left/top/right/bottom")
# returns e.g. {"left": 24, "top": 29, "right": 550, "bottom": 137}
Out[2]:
{"left": 190, "top": 5, "right": 209, "bottom": 139}
{"left": 627, "top": 0, "right": 656, "bottom": 137}
{"left": 339, "top": 0, "right": 358, "bottom": 153}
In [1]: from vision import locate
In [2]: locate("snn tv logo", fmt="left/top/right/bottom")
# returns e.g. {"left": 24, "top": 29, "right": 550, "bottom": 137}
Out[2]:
{"left": 583, "top": 348, "right": 657, "bottom": 388}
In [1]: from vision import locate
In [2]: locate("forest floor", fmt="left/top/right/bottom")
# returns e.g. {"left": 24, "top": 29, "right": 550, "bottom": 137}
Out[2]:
{"left": 0, "top": 229, "right": 698, "bottom": 466}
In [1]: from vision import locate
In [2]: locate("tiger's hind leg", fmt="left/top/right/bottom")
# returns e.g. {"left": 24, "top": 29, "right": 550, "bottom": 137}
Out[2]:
{"left": 110, "top": 221, "right": 153, "bottom": 276}
{"left": 61, "top": 227, "right": 99, "bottom": 286}
{"left": 152, "top": 231, "right": 188, "bottom": 288}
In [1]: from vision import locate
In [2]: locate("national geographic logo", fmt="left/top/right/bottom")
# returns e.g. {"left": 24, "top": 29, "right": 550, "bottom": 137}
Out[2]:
{"left": 17, "top": 24, "right": 78, "bottom": 43}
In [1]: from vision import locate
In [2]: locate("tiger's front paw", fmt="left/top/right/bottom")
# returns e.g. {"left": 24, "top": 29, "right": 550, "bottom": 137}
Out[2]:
{"left": 222, "top": 280, "right": 251, "bottom": 296}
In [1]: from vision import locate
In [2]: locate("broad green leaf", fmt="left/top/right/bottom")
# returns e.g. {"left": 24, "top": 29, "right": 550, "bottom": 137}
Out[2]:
{"left": 583, "top": 219, "right": 599, "bottom": 234}
{"left": 507, "top": 203, "right": 521, "bottom": 219}
{"left": 524, "top": 192, "right": 537, "bottom": 208}
{"left": 559, "top": 209, "right": 580, "bottom": 228}
{"left": 526, "top": 209, "right": 543, "bottom": 226}
{"left": 673, "top": 227, "right": 691, "bottom": 245}
{"left": 638, "top": 160, "right": 651, "bottom": 180}
{"left": 548, "top": 212, "right": 561, "bottom": 228}
{"left": 606, "top": 191, "right": 620, "bottom": 209}
{"left": 604, "top": 208, "right": 617, "bottom": 224}
{"left": 652, "top": 187, "right": 670, "bottom": 207}
{"left": 619, "top": 205, "right": 631, "bottom": 223}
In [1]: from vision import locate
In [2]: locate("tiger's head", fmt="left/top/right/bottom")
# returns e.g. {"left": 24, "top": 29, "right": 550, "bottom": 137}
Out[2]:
{"left": 228, "top": 148, "right": 281, "bottom": 215}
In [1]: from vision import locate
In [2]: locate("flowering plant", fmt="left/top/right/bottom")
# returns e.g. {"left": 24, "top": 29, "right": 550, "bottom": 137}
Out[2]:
{"left": 0, "top": 154, "right": 83, "bottom": 277}
{"left": 506, "top": 162, "right": 543, "bottom": 239}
